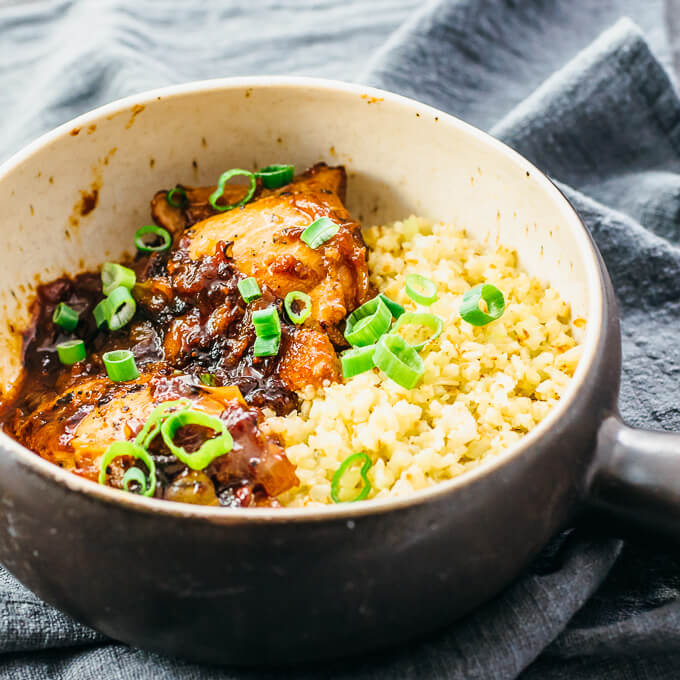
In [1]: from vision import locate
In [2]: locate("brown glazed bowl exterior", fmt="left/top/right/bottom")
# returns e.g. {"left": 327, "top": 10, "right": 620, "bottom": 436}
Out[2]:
{"left": 0, "top": 78, "right": 669, "bottom": 665}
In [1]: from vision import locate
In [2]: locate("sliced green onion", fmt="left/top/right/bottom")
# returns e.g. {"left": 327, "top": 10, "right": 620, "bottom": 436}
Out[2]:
{"left": 57, "top": 339, "right": 86, "bottom": 365}
{"left": 253, "top": 335, "right": 281, "bottom": 357}
{"left": 166, "top": 186, "right": 188, "bottom": 208}
{"left": 379, "top": 294, "right": 405, "bottom": 319}
{"left": 301, "top": 217, "right": 339, "bottom": 249}
{"left": 284, "top": 291, "right": 312, "bottom": 324}
{"left": 256, "top": 164, "right": 294, "bottom": 189}
{"left": 237, "top": 277, "right": 261, "bottom": 303}
{"left": 134, "top": 225, "right": 172, "bottom": 253}
{"left": 331, "top": 452, "right": 372, "bottom": 503}
{"left": 122, "top": 466, "right": 147, "bottom": 493}
{"left": 103, "top": 349, "right": 139, "bottom": 382}
{"left": 52, "top": 302, "right": 79, "bottom": 331}
{"left": 93, "top": 298, "right": 111, "bottom": 328}
{"left": 209, "top": 169, "right": 256, "bottom": 212}
{"left": 134, "top": 398, "right": 192, "bottom": 449}
{"left": 199, "top": 373, "right": 217, "bottom": 387}
{"left": 373, "top": 334, "right": 424, "bottom": 389}
{"left": 344, "top": 296, "right": 392, "bottom": 347}
{"left": 391, "top": 312, "right": 443, "bottom": 351}
{"left": 107, "top": 286, "right": 137, "bottom": 331}
{"left": 341, "top": 344, "right": 375, "bottom": 379}
{"left": 460, "top": 283, "right": 506, "bottom": 326}
{"left": 160, "top": 409, "right": 233, "bottom": 470}
{"left": 252, "top": 306, "right": 281, "bottom": 338}
{"left": 98, "top": 441, "right": 156, "bottom": 498}
{"left": 405, "top": 274, "right": 438, "bottom": 306}
{"left": 101, "top": 262, "right": 136, "bottom": 296}
{"left": 406, "top": 274, "right": 438, "bottom": 307}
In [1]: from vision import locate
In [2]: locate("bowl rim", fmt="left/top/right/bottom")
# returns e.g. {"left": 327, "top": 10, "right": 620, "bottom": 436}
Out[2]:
{"left": 0, "top": 75, "right": 606, "bottom": 523}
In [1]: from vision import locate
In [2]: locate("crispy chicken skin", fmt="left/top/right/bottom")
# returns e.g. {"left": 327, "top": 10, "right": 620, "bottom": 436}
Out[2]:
{"left": 1, "top": 163, "right": 370, "bottom": 507}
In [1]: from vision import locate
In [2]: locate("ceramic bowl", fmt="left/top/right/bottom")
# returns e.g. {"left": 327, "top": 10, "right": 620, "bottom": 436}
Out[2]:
{"left": 0, "top": 77, "right": 673, "bottom": 665}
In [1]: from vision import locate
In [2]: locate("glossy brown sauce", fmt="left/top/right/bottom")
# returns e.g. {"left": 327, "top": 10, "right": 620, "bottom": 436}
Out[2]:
{"left": 1, "top": 163, "right": 371, "bottom": 508}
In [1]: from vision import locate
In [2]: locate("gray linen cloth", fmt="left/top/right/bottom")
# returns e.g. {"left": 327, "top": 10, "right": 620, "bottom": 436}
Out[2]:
{"left": 1, "top": 1, "right": 680, "bottom": 678}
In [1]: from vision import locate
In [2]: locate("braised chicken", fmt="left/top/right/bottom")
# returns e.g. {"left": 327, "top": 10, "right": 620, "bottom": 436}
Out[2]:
{"left": 1, "top": 163, "right": 371, "bottom": 507}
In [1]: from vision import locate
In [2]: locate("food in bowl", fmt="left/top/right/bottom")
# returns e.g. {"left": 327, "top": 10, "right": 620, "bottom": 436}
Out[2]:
{"left": 0, "top": 163, "right": 582, "bottom": 508}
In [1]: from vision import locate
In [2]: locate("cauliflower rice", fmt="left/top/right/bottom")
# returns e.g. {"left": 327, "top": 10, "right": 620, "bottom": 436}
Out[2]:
{"left": 264, "top": 216, "right": 583, "bottom": 507}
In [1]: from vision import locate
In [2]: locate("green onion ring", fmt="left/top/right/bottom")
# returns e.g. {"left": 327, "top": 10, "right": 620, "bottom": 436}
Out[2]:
{"left": 209, "top": 169, "right": 257, "bottom": 212}
{"left": 103, "top": 349, "right": 139, "bottom": 382}
{"left": 459, "top": 283, "right": 506, "bottom": 326}
{"left": 98, "top": 441, "right": 156, "bottom": 498}
{"left": 253, "top": 335, "right": 281, "bottom": 357}
{"left": 106, "top": 286, "right": 137, "bottom": 331}
{"left": 373, "top": 334, "right": 424, "bottom": 389}
{"left": 237, "top": 277, "right": 261, "bottom": 303}
{"left": 166, "top": 186, "right": 188, "bottom": 208}
{"left": 160, "top": 409, "right": 233, "bottom": 470}
{"left": 405, "top": 274, "right": 438, "bottom": 306}
{"left": 122, "top": 466, "right": 148, "bottom": 494}
{"left": 331, "top": 452, "right": 372, "bottom": 503}
{"left": 378, "top": 294, "right": 405, "bottom": 319}
{"left": 252, "top": 306, "right": 281, "bottom": 338}
{"left": 199, "top": 373, "right": 217, "bottom": 387}
{"left": 340, "top": 344, "right": 376, "bottom": 379}
{"left": 300, "top": 217, "right": 339, "bottom": 249}
{"left": 52, "top": 302, "right": 79, "bottom": 332}
{"left": 284, "top": 290, "right": 312, "bottom": 324}
{"left": 56, "top": 339, "right": 86, "bottom": 365}
{"left": 344, "top": 296, "right": 392, "bottom": 347}
{"left": 391, "top": 312, "right": 443, "bottom": 351}
{"left": 101, "top": 262, "right": 136, "bottom": 296}
{"left": 134, "top": 398, "right": 193, "bottom": 449}
{"left": 134, "top": 225, "right": 172, "bottom": 253}
{"left": 256, "top": 164, "right": 294, "bottom": 189}
{"left": 93, "top": 298, "right": 111, "bottom": 329}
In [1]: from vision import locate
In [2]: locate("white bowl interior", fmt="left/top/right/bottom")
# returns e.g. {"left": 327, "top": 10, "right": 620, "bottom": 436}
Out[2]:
{"left": 0, "top": 78, "right": 596, "bottom": 398}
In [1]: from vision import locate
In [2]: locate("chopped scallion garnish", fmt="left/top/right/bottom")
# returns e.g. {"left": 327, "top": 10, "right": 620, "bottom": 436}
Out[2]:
{"left": 391, "top": 312, "right": 443, "bottom": 351}
{"left": 284, "top": 290, "right": 312, "bottom": 325}
{"left": 56, "top": 339, "right": 86, "bottom": 365}
{"left": 102, "top": 349, "right": 139, "bottom": 382}
{"left": 199, "top": 373, "right": 217, "bottom": 387}
{"left": 331, "top": 452, "right": 372, "bottom": 503}
{"left": 134, "top": 399, "right": 192, "bottom": 449}
{"left": 209, "top": 169, "right": 256, "bottom": 212}
{"left": 252, "top": 306, "right": 281, "bottom": 338}
{"left": 378, "top": 294, "right": 405, "bottom": 319}
{"left": 52, "top": 302, "right": 79, "bottom": 332}
{"left": 405, "top": 274, "right": 438, "bottom": 306}
{"left": 254, "top": 335, "right": 281, "bottom": 357}
{"left": 301, "top": 217, "right": 339, "bottom": 249}
{"left": 166, "top": 186, "right": 188, "bottom": 208}
{"left": 122, "top": 466, "right": 148, "bottom": 494}
{"left": 160, "top": 409, "right": 233, "bottom": 470}
{"left": 373, "top": 334, "right": 424, "bottom": 389}
{"left": 134, "top": 225, "right": 172, "bottom": 253}
{"left": 106, "top": 286, "right": 137, "bottom": 331}
{"left": 101, "top": 263, "right": 136, "bottom": 296}
{"left": 256, "top": 164, "right": 294, "bottom": 189}
{"left": 459, "top": 283, "right": 505, "bottom": 326}
{"left": 344, "top": 296, "right": 392, "bottom": 347}
{"left": 93, "top": 298, "right": 111, "bottom": 328}
{"left": 237, "top": 277, "right": 261, "bottom": 303}
{"left": 98, "top": 441, "right": 156, "bottom": 497}
{"left": 341, "top": 344, "right": 376, "bottom": 379}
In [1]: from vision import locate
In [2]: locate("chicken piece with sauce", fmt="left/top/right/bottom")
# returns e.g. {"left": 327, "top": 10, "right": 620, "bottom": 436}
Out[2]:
{"left": 1, "top": 163, "right": 371, "bottom": 508}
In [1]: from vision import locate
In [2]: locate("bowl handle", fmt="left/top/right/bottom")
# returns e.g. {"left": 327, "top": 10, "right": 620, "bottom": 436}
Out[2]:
{"left": 587, "top": 416, "right": 680, "bottom": 533}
